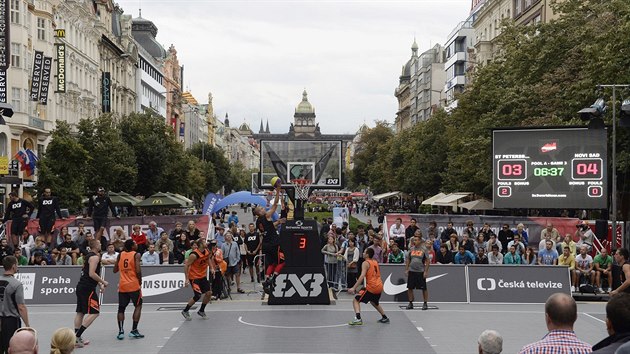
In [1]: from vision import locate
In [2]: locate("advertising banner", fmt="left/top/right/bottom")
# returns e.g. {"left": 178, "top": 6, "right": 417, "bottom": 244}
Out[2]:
{"left": 332, "top": 207, "right": 349, "bottom": 228}
{"left": 38, "top": 56, "right": 52, "bottom": 104}
{"left": 102, "top": 265, "right": 189, "bottom": 304}
{"left": 29, "top": 51, "right": 44, "bottom": 101}
{"left": 55, "top": 43, "right": 65, "bottom": 93}
{"left": 0, "top": 0, "right": 10, "bottom": 70}
{"left": 380, "top": 264, "right": 468, "bottom": 303}
{"left": 467, "top": 265, "right": 571, "bottom": 304}
{"left": 15, "top": 266, "right": 82, "bottom": 305}
{"left": 101, "top": 72, "right": 111, "bottom": 113}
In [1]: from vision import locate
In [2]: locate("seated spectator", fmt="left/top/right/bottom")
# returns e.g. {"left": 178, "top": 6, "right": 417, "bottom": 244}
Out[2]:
{"left": 498, "top": 224, "right": 514, "bottom": 253}
{"left": 101, "top": 243, "right": 118, "bottom": 265}
{"left": 591, "top": 293, "right": 630, "bottom": 353}
{"left": 435, "top": 244, "right": 453, "bottom": 264}
{"left": 522, "top": 246, "right": 537, "bottom": 265}
{"left": 574, "top": 245, "right": 594, "bottom": 289}
{"left": 50, "top": 327, "right": 75, "bottom": 354}
{"left": 155, "top": 231, "right": 174, "bottom": 253}
{"left": 54, "top": 248, "right": 73, "bottom": 265}
{"left": 461, "top": 233, "right": 475, "bottom": 253}
{"left": 539, "top": 233, "right": 556, "bottom": 254}
{"left": 503, "top": 245, "right": 522, "bottom": 265}
{"left": 488, "top": 245, "right": 504, "bottom": 265}
{"left": 476, "top": 248, "right": 489, "bottom": 265}
{"left": 538, "top": 240, "right": 558, "bottom": 265}
{"left": 486, "top": 234, "right": 502, "bottom": 254}
{"left": 14, "top": 248, "right": 28, "bottom": 266}
{"left": 387, "top": 243, "right": 405, "bottom": 264}
{"left": 507, "top": 234, "right": 525, "bottom": 256}
{"left": 557, "top": 233, "right": 577, "bottom": 256}
{"left": 54, "top": 234, "right": 80, "bottom": 264}
{"left": 29, "top": 251, "right": 51, "bottom": 265}
{"left": 158, "top": 243, "right": 174, "bottom": 265}
{"left": 0, "top": 238, "right": 13, "bottom": 264}
{"left": 454, "top": 246, "right": 475, "bottom": 265}
{"left": 9, "top": 327, "right": 38, "bottom": 354}
{"left": 463, "top": 220, "right": 477, "bottom": 240}
{"left": 169, "top": 222, "right": 184, "bottom": 241}
{"left": 185, "top": 220, "right": 201, "bottom": 242}
{"left": 174, "top": 232, "right": 191, "bottom": 264}
{"left": 130, "top": 224, "right": 148, "bottom": 254}
{"left": 445, "top": 234, "right": 459, "bottom": 254}
{"left": 141, "top": 244, "right": 159, "bottom": 265}
{"left": 479, "top": 222, "right": 496, "bottom": 241}
{"left": 593, "top": 248, "right": 613, "bottom": 293}
{"left": 542, "top": 222, "right": 561, "bottom": 249}
{"left": 478, "top": 329, "right": 503, "bottom": 354}
{"left": 431, "top": 234, "right": 441, "bottom": 253}
{"left": 518, "top": 293, "right": 591, "bottom": 354}
{"left": 575, "top": 221, "right": 595, "bottom": 253}
{"left": 474, "top": 234, "right": 487, "bottom": 254}
{"left": 558, "top": 246, "right": 576, "bottom": 291}
{"left": 146, "top": 221, "right": 164, "bottom": 245}
{"left": 424, "top": 240, "right": 436, "bottom": 264}
{"left": 513, "top": 223, "right": 529, "bottom": 247}
{"left": 18, "top": 229, "right": 35, "bottom": 260}
{"left": 71, "top": 222, "right": 87, "bottom": 244}
{"left": 110, "top": 227, "right": 127, "bottom": 252}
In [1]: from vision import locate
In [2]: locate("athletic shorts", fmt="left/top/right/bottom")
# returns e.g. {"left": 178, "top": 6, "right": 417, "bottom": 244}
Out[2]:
{"left": 76, "top": 286, "right": 100, "bottom": 314}
{"left": 92, "top": 217, "right": 107, "bottom": 232}
{"left": 38, "top": 218, "right": 55, "bottom": 235}
{"left": 355, "top": 289, "right": 381, "bottom": 305}
{"left": 191, "top": 278, "right": 211, "bottom": 296}
{"left": 10, "top": 218, "right": 27, "bottom": 237}
{"left": 407, "top": 271, "right": 427, "bottom": 290}
{"left": 226, "top": 264, "right": 240, "bottom": 275}
{"left": 118, "top": 290, "right": 143, "bottom": 309}
{"left": 262, "top": 243, "right": 281, "bottom": 265}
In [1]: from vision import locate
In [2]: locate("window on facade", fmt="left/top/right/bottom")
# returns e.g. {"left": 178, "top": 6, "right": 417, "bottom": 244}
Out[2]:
{"left": 11, "top": 88, "right": 20, "bottom": 113}
{"left": 515, "top": 0, "right": 522, "bottom": 16}
{"left": 10, "top": 43, "right": 20, "bottom": 68}
{"left": 37, "top": 18, "right": 46, "bottom": 41}
{"left": 10, "top": 0, "right": 19, "bottom": 24}
{"left": 525, "top": 0, "right": 532, "bottom": 8}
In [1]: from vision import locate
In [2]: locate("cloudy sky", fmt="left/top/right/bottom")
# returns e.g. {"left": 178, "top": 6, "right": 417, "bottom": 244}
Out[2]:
{"left": 116, "top": 0, "right": 471, "bottom": 134}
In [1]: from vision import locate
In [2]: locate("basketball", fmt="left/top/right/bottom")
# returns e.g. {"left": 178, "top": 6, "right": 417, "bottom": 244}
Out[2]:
{"left": 270, "top": 176, "right": 282, "bottom": 188}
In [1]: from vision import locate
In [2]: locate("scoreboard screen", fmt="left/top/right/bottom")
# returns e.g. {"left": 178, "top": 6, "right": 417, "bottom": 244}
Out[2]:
{"left": 493, "top": 128, "right": 607, "bottom": 209}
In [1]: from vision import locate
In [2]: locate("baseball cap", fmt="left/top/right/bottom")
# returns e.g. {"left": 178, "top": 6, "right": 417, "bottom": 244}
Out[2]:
{"left": 97, "top": 187, "right": 105, "bottom": 192}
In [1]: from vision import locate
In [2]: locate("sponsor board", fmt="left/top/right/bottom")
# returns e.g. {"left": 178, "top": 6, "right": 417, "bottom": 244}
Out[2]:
{"left": 15, "top": 266, "right": 81, "bottom": 304}
{"left": 467, "top": 265, "right": 571, "bottom": 303}
{"left": 380, "top": 264, "right": 467, "bottom": 303}
{"left": 102, "top": 265, "right": 190, "bottom": 304}
{"left": 268, "top": 266, "right": 330, "bottom": 305}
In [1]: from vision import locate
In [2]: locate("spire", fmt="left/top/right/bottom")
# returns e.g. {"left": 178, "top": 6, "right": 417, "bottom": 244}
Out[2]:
{"left": 302, "top": 89, "right": 308, "bottom": 102}
{"left": 259, "top": 119, "right": 264, "bottom": 134}
{"left": 411, "top": 37, "right": 418, "bottom": 56}
{"left": 224, "top": 112, "right": 229, "bottom": 127}
{"left": 265, "top": 120, "right": 270, "bottom": 134}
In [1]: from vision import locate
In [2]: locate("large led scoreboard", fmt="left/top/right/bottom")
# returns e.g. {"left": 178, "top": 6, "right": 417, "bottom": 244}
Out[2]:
{"left": 493, "top": 128, "right": 607, "bottom": 209}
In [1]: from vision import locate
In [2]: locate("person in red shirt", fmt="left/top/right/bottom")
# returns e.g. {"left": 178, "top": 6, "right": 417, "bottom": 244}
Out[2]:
{"left": 130, "top": 225, "right": 147, "bottom": 254}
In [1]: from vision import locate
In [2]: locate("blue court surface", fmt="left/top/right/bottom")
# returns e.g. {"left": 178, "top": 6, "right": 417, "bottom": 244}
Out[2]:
{"left": 28, "top": 290, "right": 608, "bottom": 354}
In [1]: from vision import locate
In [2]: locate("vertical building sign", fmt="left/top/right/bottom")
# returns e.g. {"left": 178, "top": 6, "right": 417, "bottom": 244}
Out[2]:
{"left": 179, "top": 122, "right": 185, "bottom": 142}
{"left": 170, "top": 115, "right": 177, "bottom": 133}
{"left": 0, "top": 0, "right": 9, "bottom": 103}
{"left": 101, "top": 72, "right": 111, "bottom": 113}
{"left": 55, "top": 43, "right": 65, "bottom": 93}
{"left": 29, "top": 51, "right": 44, "bottom": 101}
{"left": 38, "top": 56, "right": 52, "bottom": 104}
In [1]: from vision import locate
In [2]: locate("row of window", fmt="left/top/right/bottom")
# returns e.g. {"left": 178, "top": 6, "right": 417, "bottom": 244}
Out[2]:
{"left": 140, "top": 58, "right": 164, "bottom": 85}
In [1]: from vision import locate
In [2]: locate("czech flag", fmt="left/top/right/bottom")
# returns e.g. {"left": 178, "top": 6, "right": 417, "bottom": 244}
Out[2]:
{"left": 24, "top": 149, "right": 38, "bottom": 177}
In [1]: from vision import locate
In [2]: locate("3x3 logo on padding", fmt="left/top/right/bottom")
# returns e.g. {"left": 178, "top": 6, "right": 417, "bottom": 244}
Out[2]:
{"left": 477, "top": 278, "right": 496, "bottom": 291}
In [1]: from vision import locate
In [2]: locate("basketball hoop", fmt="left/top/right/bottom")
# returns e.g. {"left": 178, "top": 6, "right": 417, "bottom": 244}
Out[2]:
{"left": 291, "top": 179, "right": 312, "bottom": 201}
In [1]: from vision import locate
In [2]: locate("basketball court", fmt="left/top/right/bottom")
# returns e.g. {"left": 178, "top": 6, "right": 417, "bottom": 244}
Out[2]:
{"left": 28, "top": 292, "right": 608, "bottom": 353}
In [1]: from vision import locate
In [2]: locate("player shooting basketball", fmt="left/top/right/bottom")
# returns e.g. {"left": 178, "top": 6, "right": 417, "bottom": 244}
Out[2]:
{"left": 254, "top": 181, "right": 287, "bottom": 294}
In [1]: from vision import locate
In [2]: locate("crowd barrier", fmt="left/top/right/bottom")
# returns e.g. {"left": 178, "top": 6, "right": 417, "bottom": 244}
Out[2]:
{"left": 16, "top": 263, "right": 570, "bottom": 305}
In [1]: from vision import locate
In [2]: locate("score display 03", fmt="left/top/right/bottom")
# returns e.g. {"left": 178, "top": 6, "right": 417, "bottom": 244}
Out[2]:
{"left": 493, "top": 128, "right": 607, "bottom": 209}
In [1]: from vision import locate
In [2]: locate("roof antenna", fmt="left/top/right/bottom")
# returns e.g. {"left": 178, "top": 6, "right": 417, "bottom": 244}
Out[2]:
{"left": 139, "top": 0, "right": 142, "bottom": 18}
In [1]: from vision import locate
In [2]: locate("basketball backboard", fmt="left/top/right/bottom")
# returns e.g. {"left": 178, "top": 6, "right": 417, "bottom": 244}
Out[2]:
{"left": 259, "top": 140, "right": 343, "bottom": 189}
{"left": 251, "top": 172, "right": 265, "bottom": 196}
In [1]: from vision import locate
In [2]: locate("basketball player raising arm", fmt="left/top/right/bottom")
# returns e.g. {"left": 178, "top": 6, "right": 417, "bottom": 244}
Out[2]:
{"left": 254, "top": 184, "right": 287, "bottom": 293}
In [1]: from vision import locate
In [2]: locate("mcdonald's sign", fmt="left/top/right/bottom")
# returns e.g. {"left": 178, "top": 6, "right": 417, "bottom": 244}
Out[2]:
{"left": 54, "top": 29, "right": 65, "bottom": 38}
{"left": 152, "top": 199, "right": 163, "bottom": 205}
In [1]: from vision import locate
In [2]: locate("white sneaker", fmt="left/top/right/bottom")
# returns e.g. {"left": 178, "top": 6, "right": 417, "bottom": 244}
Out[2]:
{"left": 598, "top": 287, "right": 604, "bottom": 293}
{"left": 571, "top": 286, "right": 575, "bottom": 292}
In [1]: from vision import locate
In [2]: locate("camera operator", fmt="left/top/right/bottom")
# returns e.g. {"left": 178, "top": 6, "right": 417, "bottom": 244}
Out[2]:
{"left": 575, "top": 221, "right": 596, "bottom": 253}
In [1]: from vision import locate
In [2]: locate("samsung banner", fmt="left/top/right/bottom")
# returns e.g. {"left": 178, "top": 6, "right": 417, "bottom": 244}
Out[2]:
{"left": 29, "top": 51, "right": 44, "bottom": 101}
{"left": 55, "top": 43, "right": 65, "bottom": 93}
{"left": 38, "top": 56, "right": 52, "bottom": 104}
{"left": 102, "top": 265, "right": 189, "bottom": 304}
{"left": 102, "top": 72, "right": 111, "bottom": 112}
{"left": 0, "top": 0, "right": 9, "bottom": 103}
{"left": 380, "top": 264, "right": 468, "bottom": 303}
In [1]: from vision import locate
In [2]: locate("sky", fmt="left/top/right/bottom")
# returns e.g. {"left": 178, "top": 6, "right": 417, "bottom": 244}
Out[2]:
{"left": 116, "top": 0, "right": 472, "bottom": 135}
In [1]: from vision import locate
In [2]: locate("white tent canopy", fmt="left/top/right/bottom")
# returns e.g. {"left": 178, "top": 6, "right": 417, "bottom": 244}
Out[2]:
{"left": 432, "top": 192, "right": 472, "bottom": 206}
{"left": 372, "top": 191, "right": 401, "bottom": 201}
{"left": 459, "top": 199, "right": 494, "bottom": 210}
{"left": 421, "top": 193, "right": 446, "bottom": 205}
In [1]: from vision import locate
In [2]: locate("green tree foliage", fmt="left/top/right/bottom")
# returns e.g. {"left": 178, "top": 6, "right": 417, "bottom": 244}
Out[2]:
{"left": 351, "top": 121, "right": 394, "bottom": 193}
{"left": 189, "top": 143, "right": 232, "bottom": 193}
{"left": 37, "top": 121, "right": 89, "bottom": 211}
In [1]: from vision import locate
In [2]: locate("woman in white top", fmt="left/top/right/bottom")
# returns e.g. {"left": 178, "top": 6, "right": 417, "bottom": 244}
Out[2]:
{"left": 19, "top": 229, "right": 36, "bottom": 259}
{"left": 344, "top": 239, "right": 360, "bottom": 288}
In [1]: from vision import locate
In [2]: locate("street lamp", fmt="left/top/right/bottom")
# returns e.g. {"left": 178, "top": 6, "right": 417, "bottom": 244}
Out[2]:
{"left": 579, "top": 84, "right": 630, "bottom": 248}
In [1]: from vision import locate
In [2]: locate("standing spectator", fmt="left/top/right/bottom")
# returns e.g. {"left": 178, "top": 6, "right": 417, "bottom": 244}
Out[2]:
{"left": 513, "top": 223, "right": 529, "bottom": 247}
{"left": 498, "top": 224, "right": 514, "bottom": 253}
{"left": 174, "top": 232, "right": 191, "bottom": 265}
{"left": 71, "top": 222, "right": 87, "bottom": 244}
{"left": 0, "top": 238, "right": 14, "bottom": 264}
{"left": 322, "top": 235, "right": 340, "bottom": 290}
{"left": 503, "top": 245, "right": 522, "bottom": 265}
{"left": 158, "top": 244, "right": 174, "bottom": 265}
{"left": 13, "top": 249, "right": 28, "bottom": 266}
{"left": 0, "top": 256, "right": 30, "bottom": 353}
{"left": 611, "top": 248, "right": 630, "bottom": 296}
{"left": 344, "top": 239, "right": 359, "bottom": 289}
{"left": 36, "top": 187, "right": 64, "bottom": 246}
{"left": 507, "top": 234, "right": 525, "bottom": 255}
{"left": 141, "top": 244, "right": 159, "bottom": 265}
{"left": 155, "top": 232, "right": 174, "bottom": 253}
{"left": 478, "top": 329, "right": 503, "bottom": 354}
{"left": 368, "top": 233, "right": 384, "bottom": 263}
{"left": 594, "top": 248, "right": 613, "bottom": 293}
{"left": 389, "top": 218, "right": 405, "bottom": 251}
{"left": 538, "top": 240, "right": 559, "bottom": 265}
{"left": 1, "top": 192, "right": 34, "bottom": 248}
{"left": 227, "top": 211, "right": 239, "bottom": 227}
{"left": 435, "top": 244, "right": 453, "bottom": 264}
{"left": 110, "top": 227, "right": 127, "bottom": 252}
{"left": 185, "top": 220, "right": 201, "bottom": 242}
{"left": 518, "top": 293, "right": 591, "bottom": 354}
{"left": 476, "top": 248, "right": 489, "bottom": 264}
{"left": 101, "top": 244, "right": 118, "bottom": 265}
{"left": 387, "top": 243, "right": 404, "bottom": 264}
{"left": 574, "top": 245, "right": 594, "bottom": 289}
{"left": 49, "top": 327, "right": 76, "bottom": 354}
{"left": 18, "top": 229, "right": 36, "bottom": 260}
{"left": 145, "top": 221, "right": 164, "bottom": 245}
{"left": 214, "top": 225, "right": 225, "bottom": 247}
{"left": 590, "top": 293, "right": 630, "bottom": 353}
{"left": 405, "top": 219, "right": 419, "bottom": 250}
{"left": 440, "top": 222, "right": 456, "bottom": 244}
{"left": 558, "top": 246, "right": 576, "bottom": 291}
{"left": 522, "top": 246, "right": 537, "bottom": 265}
{"left": 87, "top": 187, "right": 118, "bottom": 235}
{"left": 488, "top": 245, "right": 504, "bottom": 265}
{"left": 405, "top": 235, "right": 430, "bottom": 310}
{"left": 454, "top": 246, "right": 475, "bottom": 265}
{"left": 130, "top": 225, "right": 148, "bottom": 254}
{"left": 221, "top": 232, "right": 243, "bottom": 293}
{"left": 169, "top": 222, "right": 184, "bottom": 241}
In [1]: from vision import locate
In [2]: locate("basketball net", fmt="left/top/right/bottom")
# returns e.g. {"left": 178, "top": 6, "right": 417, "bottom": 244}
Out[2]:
{"left": 290, "top": 179, "right": 312, "bottom": 201}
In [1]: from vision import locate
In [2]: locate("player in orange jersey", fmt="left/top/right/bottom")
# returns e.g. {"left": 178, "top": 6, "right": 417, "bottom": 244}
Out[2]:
{"left": 182, "top": 239, "right": 216, "bottom": 320}
{"left": 113, "top": 239, "right": 144, "bottom": 340}
{"left": 347, "top": 247, "right": 389, "bottom": 325}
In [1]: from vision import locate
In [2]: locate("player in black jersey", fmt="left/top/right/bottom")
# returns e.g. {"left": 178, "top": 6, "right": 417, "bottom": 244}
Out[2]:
{"left": 73, "top": 238, "right": 108, "bottom": 348}
{"left": 254, "top": 185, "right": 286, "bottom": 293}
{"left": 245, "top": 223, "right": 262, "bottom": 283}
{"left": 1, "top": 192, "right": 34, "bottom": 248}
{"left": 612, "top": 248, "right": 630, "bottom": 296}
{"left": 36, "top": 188, "right": 64, "bottom": 247}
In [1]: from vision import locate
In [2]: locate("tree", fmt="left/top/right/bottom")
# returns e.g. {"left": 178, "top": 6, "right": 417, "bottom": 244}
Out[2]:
{"left": 37, "top": 121, "right": 89, "bottom": 212}
{"left": 189, "top": 143, "right": 232, "bottom": 193}
{"left": 350, "top": 121, "right": 394, "bottom": 192}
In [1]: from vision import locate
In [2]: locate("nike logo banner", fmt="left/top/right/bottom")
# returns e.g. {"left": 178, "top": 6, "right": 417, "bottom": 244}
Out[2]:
{"left": 378, "top": 264, "right": 468, "bottom": 303}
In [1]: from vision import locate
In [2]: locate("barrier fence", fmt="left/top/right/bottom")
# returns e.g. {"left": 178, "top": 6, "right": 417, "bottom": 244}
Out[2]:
{"left": 16, "top": 263, "right": 571, "bottom": 305}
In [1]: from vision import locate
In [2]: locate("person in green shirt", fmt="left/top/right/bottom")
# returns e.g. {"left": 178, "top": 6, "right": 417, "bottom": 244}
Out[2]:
{"left": 14, "top": 249, "right": 28, "bottom": 266}
{"left": 388, "top": 243, "right": 405, "bottom": 264}
{"left": 593, "top": 248, "right": 613, "bottom": 293}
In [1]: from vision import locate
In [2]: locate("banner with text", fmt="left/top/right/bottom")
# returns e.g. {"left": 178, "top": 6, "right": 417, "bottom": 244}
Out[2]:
{"left": 380, "top": 264, "right": 468, "bottom": 303}
{"left": 467, "top": 265, "right": 571, "bottom": 303}
{"left": 29, "top": 51, "right": 44, "bottom": 101}
{"left": 55, "top": 43, "right": 65, "bottom": 93}
{"left": 38, "top": 56, "right": 52, "bottom": 104}
{"left": 15, "top": 266, "right": 82, "bottom": 305}
{"left": 101, "top": 72, "right": 111, "bottom": 112}
{"left": 0, "top": 0, "right": 9, "bottom": 103}
{"left": 102, "top": 265, "right": 190, "bottom": 304}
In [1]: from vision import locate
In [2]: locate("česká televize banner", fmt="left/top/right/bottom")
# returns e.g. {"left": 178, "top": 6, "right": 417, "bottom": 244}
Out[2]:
{"left": 29, "top": 51, "right": 44, "bottom": 101}
{"left": 467, "top": 265, "right": 571, "bottom": 303}
{"left": 380, "top": 264, "right": 468, "bottom": 303}
{"left": 38, "top": 56, "right": 52, "bottom": 105}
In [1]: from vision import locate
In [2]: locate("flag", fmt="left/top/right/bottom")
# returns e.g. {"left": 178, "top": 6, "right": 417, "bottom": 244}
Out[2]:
{"left": 24, "top": 149, "right": 38, "bottom": 176}
{"left": 202, "top": 193, "right": 221, "bottom": 216}
{"left": 14, "top": 150, "right": 27, "bottom": 171}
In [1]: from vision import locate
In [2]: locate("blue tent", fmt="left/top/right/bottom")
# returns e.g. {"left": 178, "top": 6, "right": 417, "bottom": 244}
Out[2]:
{"left": 211, "top": 191, "right": 268, "bottom": 214}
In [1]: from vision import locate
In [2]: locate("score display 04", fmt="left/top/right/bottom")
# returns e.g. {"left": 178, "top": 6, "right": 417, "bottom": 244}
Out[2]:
{"left": 493, "top": 128, "right": 607, "bottom": 209}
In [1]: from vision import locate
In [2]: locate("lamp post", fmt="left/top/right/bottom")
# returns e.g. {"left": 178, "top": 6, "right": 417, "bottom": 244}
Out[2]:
{"left": 579, "top": 84, "right": 630, "bottom": 248}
